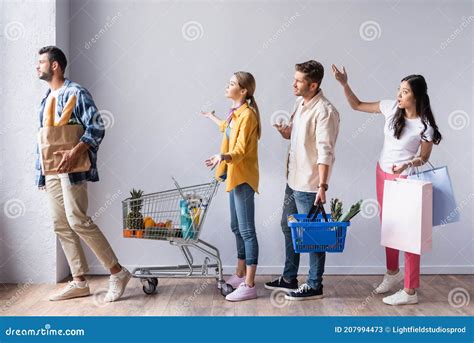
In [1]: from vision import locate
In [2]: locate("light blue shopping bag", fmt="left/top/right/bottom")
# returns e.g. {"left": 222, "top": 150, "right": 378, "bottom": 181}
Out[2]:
{"left": 407, "top": 163, "right": 459, "bottom": 226}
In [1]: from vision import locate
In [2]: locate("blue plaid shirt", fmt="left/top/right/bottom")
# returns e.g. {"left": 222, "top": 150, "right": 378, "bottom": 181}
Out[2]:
{"left": 35, "top": 79, "right": 105, "bottom": 187}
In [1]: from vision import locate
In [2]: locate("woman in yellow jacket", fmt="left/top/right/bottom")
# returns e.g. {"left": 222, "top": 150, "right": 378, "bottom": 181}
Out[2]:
{"left": 202, "top": 71, "right": 261, "bottom": 302}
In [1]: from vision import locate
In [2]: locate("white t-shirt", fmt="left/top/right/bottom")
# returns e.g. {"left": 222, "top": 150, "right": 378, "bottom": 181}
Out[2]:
{"left": 289, "top": 102, "right": 302, "bottom": 157}
{"left": 42, "top": 85, "right": 69, "bottom": 178}
{"left": 42, "top": 85, "right": 67, "bottom": 126}
{"left": 378, "top": 99, "right": 434, "bottom": 175}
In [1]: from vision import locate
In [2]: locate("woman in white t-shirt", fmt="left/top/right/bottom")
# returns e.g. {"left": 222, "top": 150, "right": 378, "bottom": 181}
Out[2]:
{"left": 332, "top": 65, "right": 442, "bottom": 306}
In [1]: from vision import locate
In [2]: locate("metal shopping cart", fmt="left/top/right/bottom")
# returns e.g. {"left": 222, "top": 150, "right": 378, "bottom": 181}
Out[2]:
{"left": 121, "top": 178, "right": 233, "bottom": 296}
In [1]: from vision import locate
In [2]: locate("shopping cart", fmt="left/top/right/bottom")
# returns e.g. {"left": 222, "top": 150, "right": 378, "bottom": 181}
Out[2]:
{"left": 121, "top": 178, "right": 233, "bottom": 296}
{"left": 288, "top": 203, "right": 351, "bottom": 253}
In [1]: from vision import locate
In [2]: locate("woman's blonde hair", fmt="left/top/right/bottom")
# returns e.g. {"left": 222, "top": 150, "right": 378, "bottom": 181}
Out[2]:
{"left": 234, "top": 71, "right": 261, "bottom": 139}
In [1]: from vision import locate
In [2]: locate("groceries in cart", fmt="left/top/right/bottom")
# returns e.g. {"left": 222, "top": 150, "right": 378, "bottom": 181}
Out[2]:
{"left": 179, "top": 194, "right": 203, "bottom": 240}
{"left": 287, "top": 199, "right": 363, "bottom": 253}
{"left": 122, "top": 186, "right": 210, "bottom": 241}
{"left": 123, "top": 189, "right": 146, "bottom": 238}
{"left": 120, "top": 179, "right": 232, "bottom": 296}
{"left": 122, "top": 188, "right": 177, "bottom": 239}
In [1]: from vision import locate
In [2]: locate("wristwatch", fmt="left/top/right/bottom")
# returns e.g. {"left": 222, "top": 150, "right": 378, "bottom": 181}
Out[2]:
{"left": 318, "top": 183, "right": 328, "bottom": 191}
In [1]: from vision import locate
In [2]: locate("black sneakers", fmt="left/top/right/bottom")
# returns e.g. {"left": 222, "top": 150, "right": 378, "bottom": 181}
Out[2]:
{"left": 264, "top": 276, "right": 298, "bottom": 292}
{"left": 285, "top": 283, "right": 323, "bottom": 301}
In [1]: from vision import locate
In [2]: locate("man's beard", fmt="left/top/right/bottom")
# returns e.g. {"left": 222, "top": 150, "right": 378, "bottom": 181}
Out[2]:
{"left": 39, "top": 67, "right": 53, "bottom": 81}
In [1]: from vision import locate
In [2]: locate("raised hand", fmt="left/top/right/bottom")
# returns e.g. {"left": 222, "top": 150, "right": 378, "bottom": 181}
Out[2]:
{"left": 273, "top": 119, "right": 291, "bottom": 139}
{"left": 205, "top": 154, "right": 222, "bottom": 170}
{"left": 200, "top": 110, "right": 215, "bottom": 118}
{"left": 332, "top": 64, "right": 348, "bottom": 86}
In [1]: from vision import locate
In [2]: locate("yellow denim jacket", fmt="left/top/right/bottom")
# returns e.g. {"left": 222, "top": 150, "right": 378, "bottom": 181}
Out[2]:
{"left": 215, "top": 103, "right": 259, "bottom": 193}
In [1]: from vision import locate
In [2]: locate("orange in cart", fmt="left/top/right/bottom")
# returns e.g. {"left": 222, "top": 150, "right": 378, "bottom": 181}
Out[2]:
{"left": 144, "top": 216, "right": 155, "bottom": 228}
{"left": 123, "top": 229, "right": 134, "bottom": 238}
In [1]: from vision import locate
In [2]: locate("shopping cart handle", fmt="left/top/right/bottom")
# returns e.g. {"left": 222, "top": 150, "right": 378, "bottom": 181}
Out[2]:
{"left": 307, "top": 202, "right": 329, "bottom": 222}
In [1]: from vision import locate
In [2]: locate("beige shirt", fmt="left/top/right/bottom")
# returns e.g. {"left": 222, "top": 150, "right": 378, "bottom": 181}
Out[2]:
{"left": 286, "top": 90, "right": 340, "bottom": 192}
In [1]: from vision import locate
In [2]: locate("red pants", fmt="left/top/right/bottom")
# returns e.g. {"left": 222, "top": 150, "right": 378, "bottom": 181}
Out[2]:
{"left": 376, "top": 163, "right": 420, "bottom": 289}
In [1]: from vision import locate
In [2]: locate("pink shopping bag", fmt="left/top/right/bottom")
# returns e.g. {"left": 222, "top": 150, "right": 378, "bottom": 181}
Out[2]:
{"left": 381, "top": 178, "right": 433, "bottom": 254}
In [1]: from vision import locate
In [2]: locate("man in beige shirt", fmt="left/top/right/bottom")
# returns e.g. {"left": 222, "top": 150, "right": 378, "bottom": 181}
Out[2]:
{"left": 265, "top": 60, "right": 340, "bottom": 300}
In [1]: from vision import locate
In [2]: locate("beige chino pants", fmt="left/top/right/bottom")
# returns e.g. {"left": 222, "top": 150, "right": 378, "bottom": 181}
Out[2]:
{"left": 45, "top": 174, "right": 118, "bottom": 277}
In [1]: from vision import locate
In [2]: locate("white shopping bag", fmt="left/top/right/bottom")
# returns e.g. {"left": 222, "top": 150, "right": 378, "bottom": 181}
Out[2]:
{"left": 381, "top": 178, "right": 433, "bottom": 254}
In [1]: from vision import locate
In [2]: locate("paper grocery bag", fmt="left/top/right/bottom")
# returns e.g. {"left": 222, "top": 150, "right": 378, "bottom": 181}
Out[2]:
{"left": 381, "top": 178, "right": 433, "bottom": 255}
{"left": 408, "top": 165, "right": 459, "bottom": 227}
{"left": 38, "top": 124, "right": 91, "bottom": 175}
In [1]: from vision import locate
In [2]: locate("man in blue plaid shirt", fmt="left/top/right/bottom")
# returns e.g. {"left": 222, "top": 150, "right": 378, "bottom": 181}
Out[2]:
{"left": 36, "top": 46, "right": 130, "bottom": 302}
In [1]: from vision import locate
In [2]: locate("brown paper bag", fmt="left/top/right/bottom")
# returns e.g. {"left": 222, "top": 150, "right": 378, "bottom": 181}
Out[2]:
{"left": 38, "top": 124, "right": 91, "bottom": 175}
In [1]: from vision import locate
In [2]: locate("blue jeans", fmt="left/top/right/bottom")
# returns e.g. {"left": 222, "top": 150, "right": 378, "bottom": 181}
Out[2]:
{"left": 229, "top": 183, "right": 259, "bottom": 265}
{"left": 281, "top": 184, "right": 326, "bottom": 289}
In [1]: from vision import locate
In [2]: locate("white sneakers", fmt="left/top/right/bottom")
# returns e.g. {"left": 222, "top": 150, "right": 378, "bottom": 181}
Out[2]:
{"left": 49, "top": 280, "right": 91, "bottom": 301}
{"left": 374, "top": 270, "right": 404, "bottom": 294}
{"left": 374, "top": 270, "right": 418, "bottom": 305}
{"left": 226, "top": 274, "right": 246, "bottom": 289}
{"left": 49, "top": 267, "right": 131, "bottom": 302}
{"left": 104, "top": 267, "right": 132, "bottom": 302}
{"left": 383, "top": 289, "right": 418, "bottom": 305}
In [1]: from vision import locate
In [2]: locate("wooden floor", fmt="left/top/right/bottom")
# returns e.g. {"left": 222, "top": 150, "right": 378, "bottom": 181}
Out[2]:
{"left": 1, "top": 275, "right": 472, "bottom": 316}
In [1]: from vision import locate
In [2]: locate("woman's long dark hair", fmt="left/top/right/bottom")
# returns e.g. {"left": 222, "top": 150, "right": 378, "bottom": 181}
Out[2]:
{"left": 390, "top": 74, "right": 442, "bottom": 144}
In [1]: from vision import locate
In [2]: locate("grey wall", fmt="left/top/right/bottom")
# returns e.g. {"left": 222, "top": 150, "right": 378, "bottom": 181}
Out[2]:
{"left": 0, "top": 0, "right": 68, "bottom": 283}
{"left": 68, "top": 0, "right": 473, "bottom": 275}
{"left": 1, "top": 0, "right": 472, "bottom": 283}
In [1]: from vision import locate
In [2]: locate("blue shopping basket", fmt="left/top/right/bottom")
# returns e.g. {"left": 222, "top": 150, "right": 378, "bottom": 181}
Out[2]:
{"left": 288, "top": 203, "right": 351, "bottom": 253}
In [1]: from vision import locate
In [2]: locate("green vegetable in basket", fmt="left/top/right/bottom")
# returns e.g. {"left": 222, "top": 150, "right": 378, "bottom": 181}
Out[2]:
{"left": 330, "top": 198, "right": 343, "bottom": 222}
{"left": 338, "top": 200, "right": 363, "bottom": 222}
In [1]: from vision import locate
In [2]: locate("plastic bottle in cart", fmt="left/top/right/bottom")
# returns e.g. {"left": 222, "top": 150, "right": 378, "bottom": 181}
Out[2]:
{"left": 201, "top": 198, "right": 208, "bottom": 211}
{"left": 189, "top": 198, "right": 201, "bottom": 236}
{"left": 179, "top": 198, "right": 192, "bottom": 239}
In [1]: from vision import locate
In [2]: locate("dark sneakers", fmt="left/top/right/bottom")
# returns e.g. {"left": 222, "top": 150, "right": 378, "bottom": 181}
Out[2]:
{"left": 264, "top": 276, "right": 298, "bottom": 292}
{"left": 285, "top": 283, "right": 323, "bottom": 301}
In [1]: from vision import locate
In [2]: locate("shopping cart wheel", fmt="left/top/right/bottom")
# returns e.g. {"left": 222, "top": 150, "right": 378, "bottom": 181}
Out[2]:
{"left": 220, "top": 283, "right": 234, "bottom": 296}
{"left": 142, "top": 278, "right": 158, "bottom": 295}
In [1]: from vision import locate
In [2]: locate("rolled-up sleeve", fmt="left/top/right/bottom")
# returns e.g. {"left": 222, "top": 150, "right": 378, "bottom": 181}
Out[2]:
{"left": 315, "top": 107, "right": 339, "bottom": 166}
{"left": 228, "top": 112, "right": 258, "bottom": 164}
{"left": 75, "top": 89, "right": 105, "bottom": 151}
